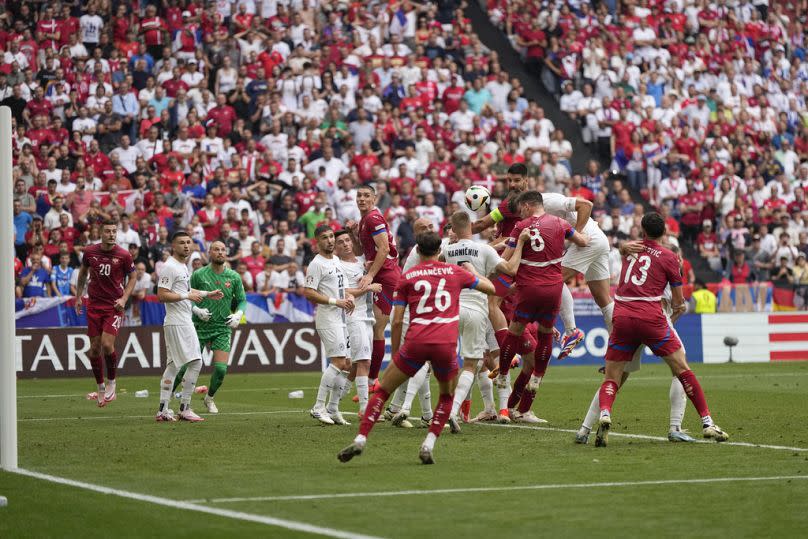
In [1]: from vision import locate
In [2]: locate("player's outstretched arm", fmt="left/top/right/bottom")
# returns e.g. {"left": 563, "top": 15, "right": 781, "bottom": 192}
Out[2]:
{"left": 498, "top": 228, "right": 530, "bottom": 276}
{"left": 345, "top": 220, "right": 363, "bottom": 256}
{"left": 390, "top": 305, "right": 405, "bottom": 357}
{"left": 618, "top": 240, "right": 645, "bottom": 257}
{"left": 573, "top": 197, "right": 593, "bottom": 233}
{"left": 471, "top": 211, "right": 497, "bottom": 235}
{"left": 347, "top": 283, "right": 381, "bottom": 298}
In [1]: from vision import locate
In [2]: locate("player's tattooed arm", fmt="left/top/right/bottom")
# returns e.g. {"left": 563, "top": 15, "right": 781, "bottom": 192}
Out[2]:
{"left": 74, "top": 264, "right": 89, "bottom": 313}
{"left": 390, "top": 305, "right": 405, "bottom": 357}
{"left": 115, "top": 269, "right": 139, "bottom": 312}
{"left": 471, "top": 212, "right": 496, "bottom": 235}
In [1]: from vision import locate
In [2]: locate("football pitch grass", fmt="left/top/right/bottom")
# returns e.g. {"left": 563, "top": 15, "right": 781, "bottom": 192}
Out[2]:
{"left": 2, "top": 362, "right": 807, "bottom": 538}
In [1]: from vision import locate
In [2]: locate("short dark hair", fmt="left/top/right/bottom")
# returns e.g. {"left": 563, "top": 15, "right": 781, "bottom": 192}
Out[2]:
{"left": 334, "top": 229, "right": 350, "bottom": 239}
{"left": 641, "top": 212, "right": 666, "bottom": 239}
{"left": 516, "top": 190, "right": 544, "bottom": 207}
{"left": 507, "top": 163, "right": 527, "bottom": 176}
{"left": 100, "top": 219, "right": 117, "bottom": 227}
{"left": 415, "top": 232, "right": 442, "bottom": 257}
{"left": 171, "top": 231, "right": 191, "bottom": 242}
{"left": 357, "top": 184, "right": 376, "bottom": 194}
{"left": 314, "top": 224, "right": 332, "bottom": 238}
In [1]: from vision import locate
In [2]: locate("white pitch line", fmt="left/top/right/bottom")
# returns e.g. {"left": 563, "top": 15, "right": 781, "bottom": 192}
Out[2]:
{"left": 184, "top": 474, "right": 808, "bottom": 504}
{"left": 11, "top": 468, "right": 385, "bottom": 539}
{"left": 18, "top": 410, "right": 307, "bottom": 422}
{"left": 17, "top": 387, "right": 319, "bottom": 399}
{"left": 481, "top": 422, "right": 808, "bottom": 452}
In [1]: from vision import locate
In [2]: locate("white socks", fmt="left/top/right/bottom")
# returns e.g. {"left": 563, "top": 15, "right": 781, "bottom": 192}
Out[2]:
{"left": 158, "top": 361, "right": 179, "bottom": 412}
{"left": 417, "top": 368, "right": 432, "bottom": 419}
{"left": 423, "top": 432, "right": 437, "bottom": 451}
{"left": 601, "top": 301, "right": 614, "bottom": 333}
{"left": 477, "top": 369, "right": 496, "bottom": 413}
{"left": 560, "top": 285, "right": 576, "bottom": 334}
{"left": 497, "top": 371, "right": 511, "bottom": 410}
{"left": 669, "top": 377, "right": 686, "bottom": 431}
{"left": 389, "top": 384, "right": 407, "bottom": 413}
{"left": 402, "top": 364, "right": 429, "bottom": 414}
{"left": 316, "top": 363, "right": 340, "bottom": 409}
{"left": 451, "top": 370, "right": 475, "bottom": 417}
{"left": 180, "top": 359, "right": 202, "bottom": 410}
{"left": 327, "top": 370, "right": 350, "bottom": 414}
{"left": 581, "top": 388, "right": 600, "bottom": 432}
{"left": 355, "top": 375, "right": 369, "bottom": 415}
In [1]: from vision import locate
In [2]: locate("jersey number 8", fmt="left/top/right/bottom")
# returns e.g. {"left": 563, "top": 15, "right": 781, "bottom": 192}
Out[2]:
{"left": 624, "top": 255, "right": 651, "bottom": 286}
{"left": 527, "top": 228, "right": 545, "bottom": 252}
{"left": 414, "top": 278, "right": 450, "bottom": 314}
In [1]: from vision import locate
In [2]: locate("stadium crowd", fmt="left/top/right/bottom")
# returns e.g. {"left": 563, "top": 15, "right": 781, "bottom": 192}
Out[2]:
{"left": 6, "top": 0, "right": 808, "bottom": 313}
{"left": 489, "top": 0, "right": 808, "bottom": 300}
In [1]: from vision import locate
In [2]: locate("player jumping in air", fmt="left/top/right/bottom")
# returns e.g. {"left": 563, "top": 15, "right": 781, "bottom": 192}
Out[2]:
{"left": 337, "top": 232, "right": 496, "bottom": 464}
{"left": 304, "top": 225, "right": 356, "bottom": 426}
{"left": 347, "top": 184, "right": 401, "bottom": 391}
{"left": 155, "top": 232, "right": 224, "bottom": 422}
{"left": 496, "top": 191, "right": 589, "bottom": 402}
{"left": 171, "top": 241, "right": 247, "bottom": 414}
{"left": 75, "top": 220, "right": 137, "bottom": 407}
{"left": 593, "top": 212, "right": 729, "bottom": 447}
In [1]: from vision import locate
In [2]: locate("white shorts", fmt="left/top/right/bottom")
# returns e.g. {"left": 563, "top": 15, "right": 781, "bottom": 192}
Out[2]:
{"left": 318, "top": 325, "right": 350, "bottom": 359}
{"left": 348, "top": 320, "right": 373, "bottom": 361}
{"left": 563, "top": 223, "right": 611, "bottom": 282}
{"left": 164, "top": 325, "right": 202, "bottom": 368}
{"left": 459, "top": 306, "right": 488, "bottom": 359}
{"left": 624, "top": 315, "right": 682, "bottom": 373}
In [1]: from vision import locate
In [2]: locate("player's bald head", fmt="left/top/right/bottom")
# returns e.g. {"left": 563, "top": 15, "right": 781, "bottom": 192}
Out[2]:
{"left": 413, "top": 218, "right": 434, "bottom": 236}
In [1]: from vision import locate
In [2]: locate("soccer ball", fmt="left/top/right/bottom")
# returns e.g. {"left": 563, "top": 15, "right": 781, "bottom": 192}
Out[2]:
{"left": 465, "top": 186, "right": 491, "bottom": 211}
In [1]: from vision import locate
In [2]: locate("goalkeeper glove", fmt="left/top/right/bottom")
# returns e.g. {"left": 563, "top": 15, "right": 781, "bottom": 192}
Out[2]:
{"left": 225, "top": 310, "right": 243, "bottom": 329}
{"left": 192, "top": 306, "right": 211, "bottom": 321}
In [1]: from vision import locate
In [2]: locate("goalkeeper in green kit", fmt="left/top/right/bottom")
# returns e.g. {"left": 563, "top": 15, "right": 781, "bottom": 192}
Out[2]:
{"left": 172, "top": 241, "right": 247, "bottom": 414}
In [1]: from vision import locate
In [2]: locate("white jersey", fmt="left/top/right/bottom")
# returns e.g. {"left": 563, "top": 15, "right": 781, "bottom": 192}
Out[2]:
{"left": 305, "top": 254, "right": 347, "bottom": 329}
{"left": 339, "top": 256, "right": 375, "bottom": 324}
{"left": 443, "top": 239, "right": 502, "bottom": 315}
{"left": 158, "top": 256, "right": 193, "bottom": 326}
{"left": 542, "top": 192, "right": 600, "bottom": 235}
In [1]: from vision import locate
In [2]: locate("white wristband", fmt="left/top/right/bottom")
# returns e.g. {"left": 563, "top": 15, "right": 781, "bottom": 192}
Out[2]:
{"left": 199, "top": 290, "right": 209, "bottom": 298}
{"left": 328, "top": 298, "right": 337, "bottom": 306}
{"left": 180, "top": 292, "right": 189, "bottom": 300}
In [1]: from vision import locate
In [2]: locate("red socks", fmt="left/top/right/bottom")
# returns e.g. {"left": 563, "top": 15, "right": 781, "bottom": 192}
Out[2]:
{"left": 517, "top": 389, "right": 535, "bottom": 414}
{"left": 520, "top": 328, "right": 537, "bottom": 355}
{"left": 369, "top": 339, "right": 385, "bottom": 380}
{"left": 507, "top": 371, "right": 529, "bottom": 409}
{"left": 499, "top": 331, "right": 522, "bottom": 376}
{"left": 359, "top": 388, "right": 390, "bottom": 437}
{"left": 677, "top": 369, "right": 710, "bottom": 418}
{"left": 494, "top": 329, "right": 508, "bottom": 349}
{"left": 532, "top": 332, "right": 553, "bottom": 377}
{"left": 104, "top": 352, "right": 117, "bottom": 381}
{"left": 428, "top": 393, "right": 453, "bottom": 437}
{"left": 598, "top": 380, "right": 619, "bottom": 413}
{"left": 89, "top": 356, "right": 104, "bottom": 384}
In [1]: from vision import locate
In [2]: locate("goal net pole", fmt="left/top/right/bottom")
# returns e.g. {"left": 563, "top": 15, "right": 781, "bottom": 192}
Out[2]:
{"left": 0, "top": 106, "right": 17, "bottom": 470}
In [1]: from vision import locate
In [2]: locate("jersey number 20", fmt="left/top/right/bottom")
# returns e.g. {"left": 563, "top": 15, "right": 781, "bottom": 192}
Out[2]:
{"left": 624, "top": 255, "right": 651, "bottom": 286}
{"left": 414, "top": 278, "right": 450, "bottom": 314}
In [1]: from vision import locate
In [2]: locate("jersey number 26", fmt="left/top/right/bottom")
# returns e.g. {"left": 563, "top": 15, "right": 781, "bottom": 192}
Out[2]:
{"left": 414, "top": 278, "right": 450, "bottom": 314}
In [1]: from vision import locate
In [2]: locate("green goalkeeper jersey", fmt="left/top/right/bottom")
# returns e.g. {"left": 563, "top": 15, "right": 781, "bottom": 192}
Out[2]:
{"left": 190, "top": 265, "right": 248, "bottom": 331}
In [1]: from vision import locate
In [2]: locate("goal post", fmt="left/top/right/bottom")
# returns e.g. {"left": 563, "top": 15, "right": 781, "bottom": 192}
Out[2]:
{"left": 0, "top": 105, "right": 18, "bottom": 470}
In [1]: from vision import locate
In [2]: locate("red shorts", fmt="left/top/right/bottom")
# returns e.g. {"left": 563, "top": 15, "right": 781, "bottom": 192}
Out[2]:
{"left": 373, "top": 266, "right": 401, "bottom": 316}
{"left": 513, "top": 282, "right": 562, "bottom": 328}
{"left": 86, "top": 302, "right": 123, "bottom": 338}
{"left": 394, "top": 341, "right": 458, "bottom": 382}
{"left": 606, "top": 315, "right": 682, "bottom": 362}
{"left": 493, "top": 273, "right": 514, "bottom": 298}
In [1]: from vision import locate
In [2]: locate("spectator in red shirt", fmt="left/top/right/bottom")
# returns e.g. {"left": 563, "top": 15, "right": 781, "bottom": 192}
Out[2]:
{"left": 728, "top": 250, "right": 755, "bottom": 284}
{"left": 242, "top": 241, "right": 266, "bottom": 280}
{"left": 679, "top": 179, "right": 705, "bottom": 244}
{"left": 569, "top": 174, "right": 595, "bottom": 201}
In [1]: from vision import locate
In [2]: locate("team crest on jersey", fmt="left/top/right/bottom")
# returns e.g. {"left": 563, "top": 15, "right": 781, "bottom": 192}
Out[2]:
{"left": 112, "top": 258, "right": 120, "bottom": 265}
{"left": 225, "top": 281, "right": 231, "bottom": 288}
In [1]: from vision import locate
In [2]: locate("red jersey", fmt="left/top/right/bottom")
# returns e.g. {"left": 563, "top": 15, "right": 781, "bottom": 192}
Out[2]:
{"left": 508, "top": 214, "right": 572, "bottom": 287}
{"left": 359, "top": 208, "right": 399, "bottom": 274}
{"left": 140, "top": 17, "right": 167, "bottom": 46}
{"left": 82, "top": 244, "right": 135, "bottom": 305}
{"left": 614, "top": 239, "right": 682, "bottom": 320}
{"left": 393, "top": 260, "right": 477, "bottom": 343}
{"left": 492, "top": 196, "right": 521, "bottom": 240}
